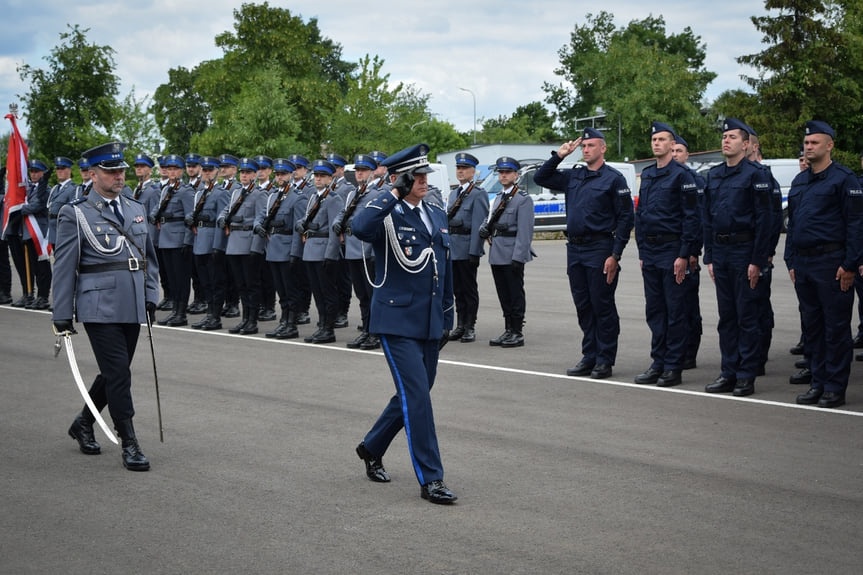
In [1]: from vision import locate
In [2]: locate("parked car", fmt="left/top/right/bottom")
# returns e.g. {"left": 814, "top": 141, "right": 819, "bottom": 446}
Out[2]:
{"left": 476, "top": 160, "right": 638, "bottom": 232}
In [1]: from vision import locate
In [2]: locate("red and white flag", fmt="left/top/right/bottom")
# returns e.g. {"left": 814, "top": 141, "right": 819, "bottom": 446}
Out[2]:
{"left": 3, "top": 113, "right": 50, "bottom": 257}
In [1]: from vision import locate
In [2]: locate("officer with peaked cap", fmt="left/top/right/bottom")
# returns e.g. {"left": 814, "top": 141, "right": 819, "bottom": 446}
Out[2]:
{"left": 52, "top": 141, "right": 159, "bottom": 471}
{"left": 671, "top": 134, "right": 706, "bottom": 370}
{"left": 286, "top": 153, "right": 314, "bottom": 325}
{"left": 47, "top": 156, "right": 78, "bottom": 247}
{"left": 702, "top": 118, "right": 773, "bottom": 398}
{"left": 186, "top": 156, "right": 225, "bottom": 330}
{"left": 447, "top": 152, "right": 489, "bottom": 343}
{"left": 75, "top": 158, "right": 93, "bottom": 199}
{"left": 327, "top": 152, "right": 355, "bottom": 329}
{"left": 8, "top": 158, "right": 52, "bottom": 309}
{"left": 534, "top": 127, "right": 634, "bottom": 379}
{"left": 351, "top": 143, "right": 458, "bottom": 504}
{"left": 785, "top": 121, "right": 863, "bottom": 408}
{"left": 633, "top": 122, "right": 699, "bottom": 388}
{"left": 185, "top": 153, "right": 203, "bottom": 189}
{"left": 251, "top": 154, "right": 277, "bottom": 323}
{"left": 211, "top": 154, "right": 242, "bottom": 320}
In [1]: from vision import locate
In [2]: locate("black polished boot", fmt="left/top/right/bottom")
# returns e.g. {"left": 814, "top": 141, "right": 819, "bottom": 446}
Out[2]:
{"left": 68, "top": 410, "right": 101, "bottom": 455}
{"left": 165, "top": 301, "right": 188, "bottom": 327}
{"left": 266, "top": 310, "right": 289, "bottom": 338}
{"left": 501, "top": 318, "right": 524, "bottom": 348}
{"left": 201, "top": 303, "right": 223, "bottom": 331}
{"left": 115, "top": 419, "right": 150, "bottom": 471}
{"left": 312, "top": 316, "right": 336, "bottom": 343}
{"left": 239, "top": 308, "right": 259, "bottom": 335}
{"left": 490, "top": 318, "right": 512, "bottom": 346}
{"left": 229, "top": 306, "right": 250, "bottom": 334}
{"left": 157, "top": 301, "right": 178, "bottom": 326}
{"left": 276, "top": 311, "right": 299, "bottom": 339}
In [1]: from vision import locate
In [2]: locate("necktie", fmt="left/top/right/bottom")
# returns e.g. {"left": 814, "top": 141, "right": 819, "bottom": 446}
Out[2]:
{"left": 110, "top": 199, "right": 124, "bottom": 226}
{"left": 413, "top": 206, "right": 430, "bottom": 233}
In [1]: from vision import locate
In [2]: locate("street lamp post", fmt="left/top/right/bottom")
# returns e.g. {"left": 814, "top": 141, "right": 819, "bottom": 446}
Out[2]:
{"left": 458, "top": 87, "right": 476, "bottom": 145}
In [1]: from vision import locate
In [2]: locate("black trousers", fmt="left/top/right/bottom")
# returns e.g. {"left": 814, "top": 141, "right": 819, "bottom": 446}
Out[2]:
{"left": 347, "top": 258, "right": 375, "bottom": 331}
{"left": 7, "top": 236, "right": 51, "bottom": 297}
{"left": 269, "top": 260, "right": 300, "bottom": 313}
{"left": 306, "top": 260, "right": 340, "bottom": 324}
{"left": 0, "top": 238, "right": 12, "bottom": 294}
{"left": 194, "top": 253, "right": 215, "bottom": 304}
{"left": 491, "top": 263, "right": 526, "bottom": 327}
{"left": 260, "top": 259, "right": 275, "bottom": 309}
{"left": 452, "top": 258, "right": 480, "bottom": 325}
{"left": 160, "top": 247, "right": 192, "bottom": 308}
{"left": 228, "top": 253, "right": 263, "bottom": 311}
{"left": 83, "top": 323, "right": 141, "bottom": 423}
{"left": 211, "top": 249, "right": 231, "bottom": 308}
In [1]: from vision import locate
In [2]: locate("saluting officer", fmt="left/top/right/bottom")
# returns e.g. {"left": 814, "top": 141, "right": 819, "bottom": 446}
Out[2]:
{"left": 46, "top": 156, "right": 77, "bottom": 247}
{"left": 785, "top": 121, "right": 863, "bottom": 408}
{"left": 52, "top": 141, "right": 159, "bottom": 471}
{"left": 633, "top": 122, "right": 699, "bottom": 388}
{"left": 187, "top": 156, "right": 224, "bottom": 330}
{"left": 447, "top": 152, "right": 489, "bottom": 343}
{"left": 702, "top": 118, "right": 773, "bottom": 397}
{"left": 480, "top": 157, "right": 534, "bottom": 348}
{"left": 533, "top": 128, "right": 634, "bottom": 379}
{"left": 352, "top": 143, "right": 457, "bottom": 505}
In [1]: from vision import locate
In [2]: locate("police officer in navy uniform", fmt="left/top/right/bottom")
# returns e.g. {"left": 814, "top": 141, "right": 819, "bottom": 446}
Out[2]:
{"left": 703, "top": 118, "right": 773, "bottom": 397}
{"left": 447, "top": 152, "right": 488, "bottom": 343}
{"left": 785, "top": 121, "right": 863, "bottom": 408}
{"left": 150, "top": 154, "right": 194, "bottom": 326}
{"left": 52, "top": 141, "right": 159, "bottom": 471}
{"left": 333, "top": 154, "right": 382, "bottom": 349}
{"left": 633, "top": 122, "right": 699, "bottom": 388}
{"left": 481, "top": 157, "right": 534, "bottom": 348}
{"left": 670, "top": 135, "right": 706, "bottom": 370}
{"left": 47, "top": 156, "right": 78, "bottom": 247}
{"left": 534, "top": 128, "right": 634, "bottom": 379}
{"left": 352, "top": 143, "right": 457, "bottom": 505}
{"left": 186, "top": 156, "right": 224, "bottom": 330}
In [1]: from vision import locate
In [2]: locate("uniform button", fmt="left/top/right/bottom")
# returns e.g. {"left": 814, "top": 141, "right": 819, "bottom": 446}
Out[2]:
{"left": 389, "top": 299, "right": 394, "bottom": 304}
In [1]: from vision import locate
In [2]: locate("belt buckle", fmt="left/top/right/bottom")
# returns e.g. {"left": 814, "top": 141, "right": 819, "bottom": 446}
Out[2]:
{"left": 159, "top": 216, "right": 167, "bottom": 224}
{"left": 128, "top": 257, "right": 140, "bottom": 271}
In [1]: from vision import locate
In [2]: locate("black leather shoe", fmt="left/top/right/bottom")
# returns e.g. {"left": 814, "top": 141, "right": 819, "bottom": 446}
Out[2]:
{"left": 789, "top": 341, "right": 804, "bottom": 355}
{"left": 732, "top": 378, "right": 755, "bottom": 397}
{"left": 347, "top": 332, "right": 369, "bottom": 349}
{"left": 489, "top": 330, "right": 512, "bottom": 346}
{"left": 222, "top": 304, "right": 240, "bottom": 318}
{"left": 11, "top": 294, "right": 33, "bottom": 308}
{"left": 566, "top": 359, "right": 595, "bottom": 377}
{"left": 165, "top": 313, "right": 188, "bottom": 327}
{"left": 795, "top": 358, "right": 809, "bottom": 369}
{"left": 590, "top": 364, "right": 612, "bottom": 379}
{"left": 121, "top": 439, "right": 150, "bottom": 471}
{"left": 460, "top": 327, "right": 476, "bottom": 343}
{"left": 817, "top": 391, "right": 845, "bottom": 408}
{"left": 191, "top": 315, "right": 211, "bottom": 329}
{"left": 228, "top": 319, "right": 248, "bottom": 334}
{"left": 681, "top": 357, "right": 697, "bottom": 370}
{"left": 187, "top": 300, "right": 207, "bottom": 314}
{"left": 200, "top": 317, "right": 223, "bottom": 331}
{"left": 421, "top": 480, "right": 457, "bottom": 504}
{"left": 266, "top": 321, "right": 288, "bottom": 338}
{"left": 796, "top": 387, "right": 823, "bottom": 405}
{"left": 32, "top": 296, "right": 50, "bottom": 310}
{"left": 356, "top": 442, "right": 390, "bottom": 482}
{"left": 334, "top": 314, "right": 349, "bottom": 328}
{"left": 635, "top": 367, "right": 662, "bottom": 385}
{"left": 448, "top": 326, "right": 465, "bottom": 341}
{"left": 789, "top": 368, "right": 812, "bottom": 385}
{"left": 258, "top": 308, "right": 277, "bottom": 322}
{"left": 500, "top": 332, "right": 524, "bottom": 348}
{"left": 657, "top": 369, "right": 682, "bottom": 387}
{"left": 856, "top": 352, "right": 863, "bottom": 362}
{"left": 68, "top": 415, "right": 101, "bottom": 455}
{"left": 295, "top": 311, "right": 311, "bottom": 325}
{"left": 705, "top": 376, "right": 736, "bottom": 393}
{"left": 854, "top": 333, "right": 863, "bottom": 349}
{"left": 157, "top": 298, "right": 173, "bottom": 311}
{"left": 275, "top": 324, "right": 298, "bottom": 339}
{"left": 359, "top": 334, "right": 380, "bottom": 350}
{"left": 0, "top": 292, "right": 12, "bottom": 305}
{"left": 311, "top": 328, "right": 335, "bottom": 344}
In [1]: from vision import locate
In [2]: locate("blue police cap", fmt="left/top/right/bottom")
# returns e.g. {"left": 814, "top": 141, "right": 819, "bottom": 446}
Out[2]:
{"left": 311, "top": 159, "right": 336, "bottom": 175}
{"left": 582, "top": 127, "right": 605, "bottom": 141}
{"left": 799, "top": 146, "right": 805, "bottom": 158}
{"left": 157, "top": 155, "right": 166, "bottom": 165}
{"left": 161, "top": 154, "right": 185, "bottom": 168}
{"left": 254, "top": 155, "right": 273, "bottom": 169}
{"left": 674, "top": 135, "right": 689, "bottom": 149}
{"left": 273, "top": 158, "right": 296, "bottom": 173}
{"left": 184, "top": 153, "right": 202, "bottom": 165}
{"left": 722, "top": 118, "right": 750, "bottom": 134}
{"left": 81, "top": 142, "right": 129, "bottom": 170}
{"left": 455, "top": 152, "right": 479, "bottom": 168}
{"left": 353, "top": 154, "right": 377, "bottom": 171}
{"left": 287, "top": 154, "right": 310, "bottom": 169}
{"left": 219, "top": 154, "right": 239, "bottom": 167}
{"left": 54, "top": 156, "right": 74, "bottom": 168}
{"left": 326, "top": 153, "right": 347, "bottom": 167}
{"left": 369, "top": 151, "right": 388, "bottom": 166}
{"left": 28, "top": 159, "right": 48, "bottom": 172}
{"left": 238, "top": 157, "right": 259, "bottom": 172}
{"left": 805, "top": 120, "right": 835, "bottom": 139}
{"left": 200, "top": 156, "right": 220, "bottom": 169}
{"left": 651, "top": 121, "right": 677, "bottom": 139}
{"left": 495, "top": 156, "right": 520, "bottom": 171}
{"left": 78, "top": 158, "right": 90, "bottom": 170}
{"left": 133, "top": 153, "right": 155, "bottom": 167}
{"left": 381, "top": 143, "right": 434, "bottom": 175}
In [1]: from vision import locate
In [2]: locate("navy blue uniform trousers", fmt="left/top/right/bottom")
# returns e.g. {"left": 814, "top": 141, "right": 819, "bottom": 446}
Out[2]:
{"left": 364, "top": 335, "right": 443, "bottom": 486}
{"left": 83, "top": 323, "right": 140, "bottom": 423}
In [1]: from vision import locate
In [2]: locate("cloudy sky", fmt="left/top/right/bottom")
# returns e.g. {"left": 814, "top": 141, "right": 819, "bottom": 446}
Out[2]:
{"left": 0, "top": 0, "right": 772, "bottom": 139}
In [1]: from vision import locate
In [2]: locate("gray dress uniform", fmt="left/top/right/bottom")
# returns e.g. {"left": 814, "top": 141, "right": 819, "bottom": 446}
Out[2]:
{"left": 47, "top": 179, "right": 77, "bottom": 245}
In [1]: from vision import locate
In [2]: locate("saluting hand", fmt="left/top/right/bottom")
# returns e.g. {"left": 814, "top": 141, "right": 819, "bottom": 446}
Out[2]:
{"left": 557, "top": 138, "right": 583, "bottom": 159}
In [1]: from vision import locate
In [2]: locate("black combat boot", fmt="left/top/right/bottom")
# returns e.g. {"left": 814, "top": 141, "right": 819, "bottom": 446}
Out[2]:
{"left": 277, "top": 311, "right": 299, "bottom": 339}
{"left": 68, "top": 409, "right": 101, "bottom": 455}
{"left": 266, "top": 309, "right": 289, "bottom": 338}
{"left": 157, "top": 301, "right": 178, "bottom": 326}
{"left": 239, "top": 307, "right": 259, "bottom": 335}
{"left": 501, "top": 318, "right": 524, "bottom": 348}
{"left": 312, "top": 315, "right": 336, "bottom": 344}
{"left": 201, "top": 303, "right": 223, "bottom": 331}
{"left": 165, "top": 301, "right": 188, "bottom": 327}
{"left": 115, "top": 419, "right": 150, "bottom": 471}
{"left": 229, "top": 306, "right": 250, "bottom": 334}
{"left": 489, "top": 318, "right": 512, "bottom": 346}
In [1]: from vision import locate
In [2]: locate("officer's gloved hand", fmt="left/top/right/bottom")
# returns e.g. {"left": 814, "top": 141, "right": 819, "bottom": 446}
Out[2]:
{"left": 146, "top": 302, "right": 156, "bottom": 324}
{"left": 38, "top": 168, "right": 53, "bottom": 193}
{"left": 469, "top": 254, "right": 480, "bottom": 265}
{"left": 478, "top": 223, "right": 490, "bottom": 239}
{"left": 332, "top": 221, "right": 343, "bottom": 235}
{"left": 216, "top": 216, "right": 226, "bottom": 229}
{"left": 295, "top": 220, "right": 306, "bottom": 235}
{"left": 148, "top": 214, "right": 157, "bottom": 225}
{"left": 53, "top": 319, "right": 76, "bottom": 335}
{"left": 439, "top": 330, "right": 449, "bottom": 351}
{"left": 184, "top": 214, "right": 195, "bottom": 228}
{"left": 511, "top": 260, "right": 524, "bottom": 272}
{"left": 254, "top": 225, "right": 267, "bottom": 238}
{"left": 393, "top": 172, "right": 415, "bottom": 200}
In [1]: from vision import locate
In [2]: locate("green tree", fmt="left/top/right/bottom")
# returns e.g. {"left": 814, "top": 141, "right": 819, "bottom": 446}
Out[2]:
{"left": 150, "top": 66, "right": 210, "bottom": 154}
{"left": 17, "top": 24, "right": 120, "bottom": 158}
{"left": 479, "top": 102, "right": 560, "bottom": 144}
{"left": 114, "top": 88, "right": 161, "bottom": 157}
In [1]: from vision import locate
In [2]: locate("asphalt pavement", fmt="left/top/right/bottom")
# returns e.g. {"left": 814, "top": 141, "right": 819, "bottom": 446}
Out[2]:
{"left": 1, "top": 237, "right": 861, "bottom": 574}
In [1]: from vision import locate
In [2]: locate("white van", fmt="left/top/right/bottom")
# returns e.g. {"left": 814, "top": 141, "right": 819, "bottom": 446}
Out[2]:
{"left": 760, "top": 158, "right": 802, "bottom": 231}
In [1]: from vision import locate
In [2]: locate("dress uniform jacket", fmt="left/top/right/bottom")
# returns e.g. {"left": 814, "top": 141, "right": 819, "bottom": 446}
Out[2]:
{"left": 190, "top": 182, "right": 221, "bottom": 256}
{"left": 447, "top": 182, "right": 488, "bottom": 260}
{"left": 300, "top": 188, "right": 344, "bottom": 263}
{"left": 352, "top": 194, "right": 454, "bottom": 340}
{"left": 255, "top": 186, "right": 304, "bottom": 262}
{"left": 337, "top": 186, "right": 379, "bottom": 260}
{"left": 47, "top": 179, "right": 77, "bottom": 244}
{"left": 150, "top": 182, "right": 194, "bottom": 250}
{"left": 220, "top": 185, "right": 264, "bottom": 256}
{"left": 212, "top": 180, "right": 238, "bottom": 252}
{"left": 288, "top": 183, "right": 313, "bottom": 260}
{"left": 20, "top": 180, "right": 49, "bottom": 243}
{"left": 52, "top": 195, "right": 159, "bottom": 323}
{"left": 487, "top": 188, "right": 534, "bottom": 265}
